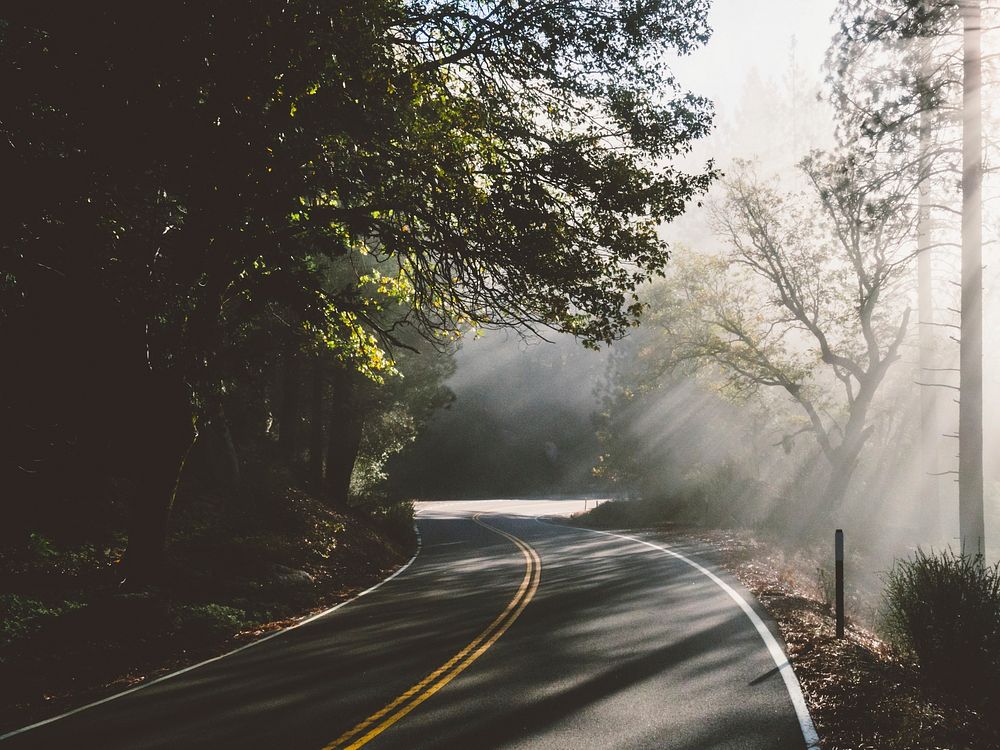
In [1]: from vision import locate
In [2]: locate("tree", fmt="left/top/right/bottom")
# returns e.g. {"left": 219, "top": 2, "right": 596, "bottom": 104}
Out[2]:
{"left": 649, "top": 158, "right": 913, "bottom": 512}
{"left": 958, "top": 0, "right": 986, "bottom": 558}
{"left": 347, "top": 339, "right": 456, "bottom": 505}
{"left": 0, "top": 0, "right": 716, "bottom": 578}
{"left": 827, "top": 0, "right": 963, "bottom": 534}
{"left": 827, "top": 0, "right": 987, "bottom": 555}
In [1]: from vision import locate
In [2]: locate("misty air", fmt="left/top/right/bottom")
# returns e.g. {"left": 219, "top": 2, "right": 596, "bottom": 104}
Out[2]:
{"left": 2, "top": 2, "right": 999, "bottom": 748}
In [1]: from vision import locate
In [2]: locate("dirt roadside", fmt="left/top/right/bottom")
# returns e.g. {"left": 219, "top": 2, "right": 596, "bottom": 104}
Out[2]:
{"left": 573, "top": 520, "right": 999, "bottom": 750}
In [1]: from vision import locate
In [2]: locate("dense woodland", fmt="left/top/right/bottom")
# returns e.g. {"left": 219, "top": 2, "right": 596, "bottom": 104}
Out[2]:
{"left": 0, "top": 1, "right": 716, "bottom": 586}
{"left": 2, "top": 0, "right": 998, "bottom": 608}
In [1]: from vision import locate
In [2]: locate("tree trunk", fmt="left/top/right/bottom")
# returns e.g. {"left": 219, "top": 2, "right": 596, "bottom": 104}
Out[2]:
{"left": 822, "top": 431, "right": 869, "bottom": 512}
{"left": 309, "top": 356, "right": 325, "bottom": 487}
{"left": 325, "top": 364, "right": 364, "bottom": 508}
{"left": 822, "top": 374, "right": 882, "bottom": 513}
{"left": 278, "top": 349, "right": 301, "bottom": 462}
{"left": 917, "top": 100, "right": 941, "bottom": 537}
{"left": 218, "top": 411, "right": 240, "bottom": 486}
{"left": 960, "top": 0, "right": 986, "bottom": 558}
{"left": 122, "top": 373, "right": 197, "bottom": 585}
{"left": 203, "top": 401, "right": 240, "bottom": 491}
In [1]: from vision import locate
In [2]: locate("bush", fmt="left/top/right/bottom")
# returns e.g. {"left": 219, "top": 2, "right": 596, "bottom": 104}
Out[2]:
{"left": 172, "top": 603, "right": 247, "bottom": 641}
{"left": 578, "top": 498, "right": 638, "bottom": 527}
{"left": 0, "top": 594, "right": 59, "bottom": 651}
{"left": 816, "top": 565, "right": 835, "bottom": 611}
{"left": 879, "top": 549, "right": 1000, "bottom": 701}
{"left": 379, "top": 501, "right": 415, "bottom": 539}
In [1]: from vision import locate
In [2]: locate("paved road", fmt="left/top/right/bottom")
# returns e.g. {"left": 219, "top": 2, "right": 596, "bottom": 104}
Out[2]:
{"left": 1, "top": 499, "right": 816, "bottom": 749}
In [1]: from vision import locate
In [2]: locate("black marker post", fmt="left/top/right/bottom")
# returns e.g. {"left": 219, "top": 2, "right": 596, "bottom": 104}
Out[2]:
{"left": 835, "top": 529, "right": 845, "bottom": 639}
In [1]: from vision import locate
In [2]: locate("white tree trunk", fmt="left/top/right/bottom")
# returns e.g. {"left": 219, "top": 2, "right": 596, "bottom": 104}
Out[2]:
{"left": 960, "top": 0, "right": 986, "bottom": 558}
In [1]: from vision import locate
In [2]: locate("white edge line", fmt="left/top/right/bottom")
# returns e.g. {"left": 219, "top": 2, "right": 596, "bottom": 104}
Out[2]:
{"left": 535, "top": 516, "right": 821, "bottom": 750}
{"left": 0, "top": 520, "right": 424, "bottom": 742}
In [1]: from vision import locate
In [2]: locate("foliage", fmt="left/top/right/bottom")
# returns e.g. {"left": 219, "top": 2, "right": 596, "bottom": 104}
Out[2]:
{"left": 575, "top": 499, "right": 651, "bottom": 528}
{"left": 171, "top": 604, "right": 249, "bottom": 642}
{"left": 880, "top": 549, "right": 1000, "bottom": 701}
{"left": 0, "top": 0, "right": 717, "bottom": 572}
{"left": 0, "top": 534, "right": 120, "bottom": 582}
{"left": 816, "top": 566, "right": 836, "bottom": 611}
{"left": 348, "top": 333, "right": 456, "bottom": 503}
{"left": 827, "top": 0, "right": 960, "bottom": 150}
{"left": 0, "top": 595, "right": 61, "bottom": 652}
{"left": 375, "top": 501, "right": 416, "bottom": 542}
{"left": 627, "top": 156, "right": 913, "bottom": 508}
{"left": 350, "top": 405, "right": 418, "bottom": 501}
{"left": 1, "top": 0, "right": 716, "bottom": 372}
{"left": 376, "top": 0, "right": 719, "bottom": 345}
{"left": 389, "top": 331, "right": 607, "bottom": 499}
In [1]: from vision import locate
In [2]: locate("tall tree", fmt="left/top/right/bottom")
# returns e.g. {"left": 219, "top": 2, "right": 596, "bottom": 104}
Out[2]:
{"left": 916, "top": 99, "right": 942, "bottom": 527}
{"left": 959, "top": 0, "right": 986, "bottom": 557}
{"left": 828, "top": 0, "right": 957, "bottom": 534}
{"left": 829, "top": 0, "right": 988, "bottom": 554}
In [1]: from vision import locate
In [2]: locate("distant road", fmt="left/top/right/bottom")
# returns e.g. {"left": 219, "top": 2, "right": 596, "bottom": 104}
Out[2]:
{"left": 1, "top": 499, "right": 817, "bottom": 749}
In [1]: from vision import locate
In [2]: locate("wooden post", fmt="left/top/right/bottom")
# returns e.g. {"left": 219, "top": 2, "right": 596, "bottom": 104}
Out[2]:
{"left": 835, "top": 529, "right": 845, "bottom": 638}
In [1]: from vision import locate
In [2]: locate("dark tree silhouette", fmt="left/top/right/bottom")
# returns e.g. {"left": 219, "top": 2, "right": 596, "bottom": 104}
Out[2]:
{"left": 0, "top": 1, "right": 716, "bottom": 579}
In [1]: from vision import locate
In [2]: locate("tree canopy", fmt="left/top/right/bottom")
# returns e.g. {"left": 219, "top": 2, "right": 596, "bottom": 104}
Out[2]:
{"left": 0, "top": 0, "right": 716, "bottom": 576}
{"left": 1, "top": 0, "right": 716, "bottom": 368}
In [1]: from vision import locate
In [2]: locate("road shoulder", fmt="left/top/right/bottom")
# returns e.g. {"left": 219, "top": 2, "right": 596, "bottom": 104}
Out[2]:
{"left": 566, "top": 520, "right": 1000, "bottom": 749}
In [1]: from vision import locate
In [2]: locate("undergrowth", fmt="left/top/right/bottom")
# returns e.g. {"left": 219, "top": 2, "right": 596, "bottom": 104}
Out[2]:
{"left": 879, "top": 549, "right": 1000, "bottom": 707}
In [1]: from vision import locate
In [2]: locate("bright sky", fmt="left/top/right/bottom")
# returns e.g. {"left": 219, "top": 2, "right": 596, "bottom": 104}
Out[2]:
{"left": 671, "top": 0, "right": 838, "bottom": 120}
{"left": 659, "top": 1, "right": 841, "bottom": 267}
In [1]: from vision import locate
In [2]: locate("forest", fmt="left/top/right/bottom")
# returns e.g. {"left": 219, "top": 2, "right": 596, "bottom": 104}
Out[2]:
{"left": 0, "top": 1, "right": 713, "bottom": 574}
{"left": 583, "top": 0, "right": 999, "bottom": 556}
{"left": 405, "top": 0, "right": 1000, "bottom": 569}
{"left": 2, "top": 0, "right": 1000, "bottom": 746}
{"left": 0, "top": 0, "right": 715, "bottom": 724}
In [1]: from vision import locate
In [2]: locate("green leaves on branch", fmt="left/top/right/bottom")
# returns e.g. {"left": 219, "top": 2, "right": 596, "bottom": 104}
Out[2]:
{"left": 1, "top": 0, "right": 716, "bottom": 389}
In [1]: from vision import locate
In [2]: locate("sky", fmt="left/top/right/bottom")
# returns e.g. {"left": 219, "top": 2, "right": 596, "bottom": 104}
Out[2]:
{"left": 662, "top": 0, "right": 842, "bottom": 248}
{"left": 671, "top": 0, "right": 839, "bottom": 122}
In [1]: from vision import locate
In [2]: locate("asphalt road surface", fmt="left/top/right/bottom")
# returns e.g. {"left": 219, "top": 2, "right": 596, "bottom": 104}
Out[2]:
{"left": 1, "top": 499, "right": 818, "bottom": 749}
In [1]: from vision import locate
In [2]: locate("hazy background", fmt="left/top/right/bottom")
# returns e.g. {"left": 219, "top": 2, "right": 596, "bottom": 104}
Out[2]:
{"left": 394, "top": 1, "right": 1000, "bottom": 573}
{"left": 388, "top": 331, "right": 608, "bottom": 499}
{"left": 394, "top": 1, "right": 840, "bottom": 502}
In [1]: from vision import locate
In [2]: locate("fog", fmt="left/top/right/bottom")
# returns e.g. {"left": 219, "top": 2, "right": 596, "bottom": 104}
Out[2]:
{"left": 388, "top": 330, "right": 609, "bottom": 499}
{"left": 396, "top": 1, "right": 1000, "bottom": 590}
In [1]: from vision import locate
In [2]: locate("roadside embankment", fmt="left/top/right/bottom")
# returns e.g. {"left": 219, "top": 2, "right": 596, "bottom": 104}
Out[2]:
{"left": 0, "top": 491, "right": 415, "bottom": 734}
{"left": 571, "top": 504, "right": 1000, "bottom": 749}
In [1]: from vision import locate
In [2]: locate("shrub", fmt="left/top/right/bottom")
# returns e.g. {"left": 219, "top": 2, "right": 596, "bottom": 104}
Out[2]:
{"left": 579, "top": 498, "right": 636, "bottom": 527}
{"left": 172, "top": 603, "right": 247, "bottom": 641}
{"left": 816, "top": 565, "right": 835, "bottom": 611}
{"left": 379, "top": 501, "right": 415, "bottom": 539}
{"left": 879, "top": 549, "right": 1000, "bottom": 701}
{"left": 0, "top": 594, "right": 58, "bottom": 650}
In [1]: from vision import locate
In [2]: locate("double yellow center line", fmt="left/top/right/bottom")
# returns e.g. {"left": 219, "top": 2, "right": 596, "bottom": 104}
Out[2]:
{"left": 322, "top": 514, "right": 542, "bottom": 750}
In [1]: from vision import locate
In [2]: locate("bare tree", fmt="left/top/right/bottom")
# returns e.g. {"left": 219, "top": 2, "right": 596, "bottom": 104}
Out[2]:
{"left": 655, "top": 158, "right": 913, "bottom": 512}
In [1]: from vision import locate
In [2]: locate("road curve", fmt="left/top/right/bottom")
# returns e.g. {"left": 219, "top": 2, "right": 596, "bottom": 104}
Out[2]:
{"left": 1, "top": 499, "right": 816, "bottom": 749}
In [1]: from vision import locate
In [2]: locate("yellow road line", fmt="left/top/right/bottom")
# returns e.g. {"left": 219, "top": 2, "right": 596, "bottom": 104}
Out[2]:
{"left": 322, "top": 514, "right": 541, "bottom": 750}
